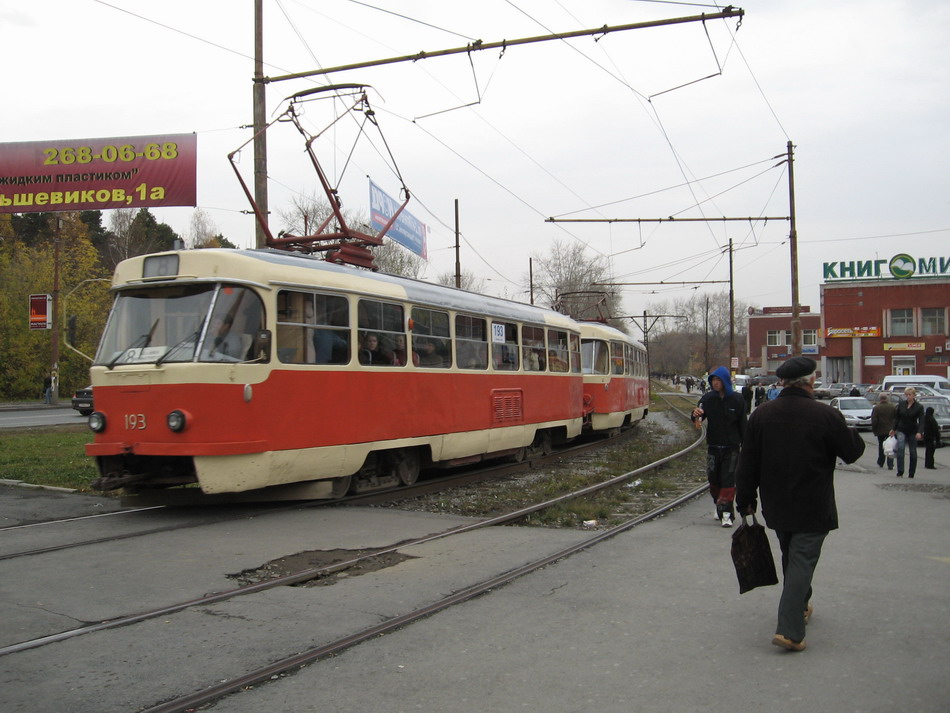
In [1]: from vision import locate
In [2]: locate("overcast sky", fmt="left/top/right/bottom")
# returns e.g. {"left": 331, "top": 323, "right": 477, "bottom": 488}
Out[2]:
{"left": 2, "top": 0, "right": 948, "bottom": 321}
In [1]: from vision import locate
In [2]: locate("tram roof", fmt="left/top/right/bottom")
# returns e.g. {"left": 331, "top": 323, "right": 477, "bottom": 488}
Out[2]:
{"left": 113, "top": 249, "right": 579, "bottom": 329}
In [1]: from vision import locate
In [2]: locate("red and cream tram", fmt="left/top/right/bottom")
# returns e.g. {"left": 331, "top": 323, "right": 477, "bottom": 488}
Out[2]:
{"left": 86, "top": 249, "right": 597, "bottom": 500}
{"left": 580, "top": 321, "right": 649, "bottom": 434}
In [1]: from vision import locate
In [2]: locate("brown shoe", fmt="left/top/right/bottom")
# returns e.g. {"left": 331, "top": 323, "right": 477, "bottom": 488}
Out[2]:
{"left": 804, "top": 604, "right": 814, "bottom": 625}
{"left": 772, "top": 634, "right": 806, "bottom": 651}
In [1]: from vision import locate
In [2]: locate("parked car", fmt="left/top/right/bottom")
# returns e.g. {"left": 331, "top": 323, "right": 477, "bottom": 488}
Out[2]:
{"left": 827, "top": 383, "right": 852, "bottom": 398}
{"left": 885, "top": 383, "right": 950, "bottom": 404}
{"left": 830, "top": 396, "right": 873, "bottom": 430}
{"left": 813, "top": 380, "right": 831, "bottom": 399}
{"left": 71, "top": 386, "right": 93, "bottom": 416}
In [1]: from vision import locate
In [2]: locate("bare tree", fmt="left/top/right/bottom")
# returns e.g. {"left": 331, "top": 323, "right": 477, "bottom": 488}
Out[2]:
{"left": 436, "top": 270, "right": 487, "bottom": 293}
{"left": 373, "top": 238, "right": 425, "bottom": 278}
{"left": 646, "top": 291, "right": 752, "bottom": 375}
{"left": 189, "top": 208, "right": 218, "bottom": 249}
{"left": 529, "top": 238, "right": 624, "bottom": 327}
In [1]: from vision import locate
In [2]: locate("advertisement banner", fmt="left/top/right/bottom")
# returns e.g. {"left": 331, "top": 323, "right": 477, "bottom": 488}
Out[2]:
{"left": 825, "top": 326, "right": 880, "bottom": 338}
{"left": 369, "top": 178, "right": 427, "bottom": 259}
{"left": 29, "top": 293, "right": 51, "bottom": 330}
{"left": 883, "top": 343, "right": 925, "bottom": 351}
{"left": 0, "top": 133, "right": 197, "bottom": 214}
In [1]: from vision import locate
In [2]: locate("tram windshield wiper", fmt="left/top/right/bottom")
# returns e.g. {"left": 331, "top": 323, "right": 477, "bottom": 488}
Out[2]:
{"left": 155, "top": 318, "right": 205, "bottom": 367}
{"left": 106, "top": 318, "right": 159, "bottom": 370}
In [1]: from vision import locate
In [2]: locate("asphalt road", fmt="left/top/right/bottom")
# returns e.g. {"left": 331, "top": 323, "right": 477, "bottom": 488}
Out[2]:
{"left": 0, "top": 406, "right": 85, "bottom": 429}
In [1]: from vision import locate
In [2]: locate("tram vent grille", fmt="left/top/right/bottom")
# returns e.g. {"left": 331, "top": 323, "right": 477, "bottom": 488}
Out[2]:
{"left": 492, "top": 389, "right": 524, "bottom": 423}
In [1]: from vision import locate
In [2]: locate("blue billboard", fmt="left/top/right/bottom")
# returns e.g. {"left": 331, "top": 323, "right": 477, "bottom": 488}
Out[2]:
{"left": 369, "top": 179, "right": 428, "bottom": 259}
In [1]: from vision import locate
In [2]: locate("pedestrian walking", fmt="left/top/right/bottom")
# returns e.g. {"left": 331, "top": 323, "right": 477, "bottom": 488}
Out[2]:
{"left": 871, "top": 394, "right": 897, "bottom": 470}
{"left": 890, "top": 387, "right": 924, "bottom": 478}
{"left": 691, "top": 366, "right": 745, "bottom": 527}
{"left": 42, "top": 375, "right": 52, "bottom": 404}
{"left": 736, "top": 356, "right": 865, "bottom": 652}
{"left": 923, "top": 406, "right": 940, "bottom": 469}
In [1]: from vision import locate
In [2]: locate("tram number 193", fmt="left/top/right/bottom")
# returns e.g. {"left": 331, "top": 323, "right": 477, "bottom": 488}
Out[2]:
{"left": 124, "top": 414, "right": 147, "bottom": 430}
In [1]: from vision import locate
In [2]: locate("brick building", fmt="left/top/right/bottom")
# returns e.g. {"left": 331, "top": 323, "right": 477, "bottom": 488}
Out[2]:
{"left": 820, "top": 277, "right": 949, "bottom": 384}
{"left": 746, "top": 308, "right": 822, "bottom": 375}
{"left": 746, "top": 250, "right": 950, "bottom": 382}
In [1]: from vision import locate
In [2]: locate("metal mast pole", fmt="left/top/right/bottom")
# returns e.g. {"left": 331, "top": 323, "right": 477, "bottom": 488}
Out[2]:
{"left": 253, "top": 0, "right": 269, "bottom": 248}
{"left": 729, "top": 237, "right": 735, "bottom": 374}
{"left": 454, "top": 199, "right": 461, "bottom": 288}
{"left": 787, "top": 140, "right": 801, "bottom": 356}
{"left": 51, "top": 219, "right": 61, "bottom": 403}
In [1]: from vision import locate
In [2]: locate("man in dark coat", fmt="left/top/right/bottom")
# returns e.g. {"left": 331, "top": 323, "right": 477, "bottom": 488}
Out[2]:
{"left": 871, "top": 393, "right": 897, "bottom": 469}
{"left": 736, "top": 356, "right": 865, "bottom": 652}
{"left": 692, "top": 366, "right": 746, "bottom": 527}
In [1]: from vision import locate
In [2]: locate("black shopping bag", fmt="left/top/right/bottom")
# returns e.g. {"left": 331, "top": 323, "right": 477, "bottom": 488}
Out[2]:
{"left": 730, "top": 514, "right": 779, "bottom": 594}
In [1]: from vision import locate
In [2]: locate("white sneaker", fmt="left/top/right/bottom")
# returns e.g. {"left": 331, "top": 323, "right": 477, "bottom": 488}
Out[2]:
{"left": 721, "top": 513, "right": 733, "bottom": 528}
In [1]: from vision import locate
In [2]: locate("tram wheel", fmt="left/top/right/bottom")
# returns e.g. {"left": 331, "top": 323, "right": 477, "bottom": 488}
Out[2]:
{"left": 332, "top": 475, "right": 352, "bottom": 498}
{"left": 394, "top": 449, "right": 421, "bottom": 486}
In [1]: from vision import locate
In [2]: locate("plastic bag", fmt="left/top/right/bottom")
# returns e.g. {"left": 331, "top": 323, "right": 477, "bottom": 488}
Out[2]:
{"left": 883, "top": 435, "right": 897, "bottom": 458}
{"left": 730, "top": 514, "right": 779, "bottom": 594}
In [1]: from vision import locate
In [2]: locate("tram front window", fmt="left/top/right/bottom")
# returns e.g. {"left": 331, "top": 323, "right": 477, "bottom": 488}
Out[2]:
{"left": 95, "top": 285, "right": 264, "bottom": 366}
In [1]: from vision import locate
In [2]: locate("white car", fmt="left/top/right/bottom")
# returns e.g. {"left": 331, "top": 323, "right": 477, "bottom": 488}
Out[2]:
{"left": 830, "top": 397, "right": 873, "bottom": 430}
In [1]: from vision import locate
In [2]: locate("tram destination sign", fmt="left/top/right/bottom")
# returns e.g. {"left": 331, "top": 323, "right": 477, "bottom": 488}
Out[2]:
{"left": 0, "top": 133, "right": 197, "bottom": 214}
{"left": 823, "top": 253, "right": 950, "bottom": 281}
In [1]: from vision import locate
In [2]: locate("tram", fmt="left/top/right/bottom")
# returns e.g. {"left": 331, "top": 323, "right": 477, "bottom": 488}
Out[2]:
{"left": 86, "top": 248, "right": 594, "bottom": 499}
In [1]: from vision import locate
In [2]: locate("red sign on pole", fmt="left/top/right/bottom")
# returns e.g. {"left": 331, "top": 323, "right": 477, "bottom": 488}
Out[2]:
{"left": 0, "top": 133, "right": 197, "bottom": 214}
{"left": 29, "top": 293, "right": 51, "bottom": 330}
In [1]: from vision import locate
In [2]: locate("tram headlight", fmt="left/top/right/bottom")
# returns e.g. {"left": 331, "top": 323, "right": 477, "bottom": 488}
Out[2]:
{"left": 88, "top": 412, "right": 107, "bottom": 433}
{"left": 167, "top": 409, "right": 188, "bottom": 432}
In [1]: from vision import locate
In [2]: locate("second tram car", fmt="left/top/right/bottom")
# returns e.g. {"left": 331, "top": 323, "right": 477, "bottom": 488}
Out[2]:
{"left": 86, "top": 248, "right": 618, "bottom": 500}
{"left": 580, "top": 321, "right": 649, "bottom": 434}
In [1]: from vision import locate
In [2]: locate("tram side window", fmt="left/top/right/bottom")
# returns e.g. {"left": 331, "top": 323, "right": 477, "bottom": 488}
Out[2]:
{"left": 357, "top": 299, "right": 405, "bottom": 366}
{"left": 610, "top": 342, "right": 625, "bottom": 375}
{"left": 411, "top": 307, "right": 452, "bottom": 368}
{"left": 569, "top": 333, "right": 582, "bottom": 373}
{"left": 522, "top": 325, "right": 546, "bottom": 371}
{"left": 456, "top": 314, "right": 488, "bottom": 370}
{"left": 200, "top": 285, "right": 265, "bottom": 363}
{"left": 491, "top": 321, "right": 519, "bottom": 371}
{"left": 581, "top": 339, "right": 609, "bottom": 375}
{"left": 546, "top": 329, "right": 570, "bottom": 372}
{"left": 276, "top": 291, "right": 349, "bottom": 364}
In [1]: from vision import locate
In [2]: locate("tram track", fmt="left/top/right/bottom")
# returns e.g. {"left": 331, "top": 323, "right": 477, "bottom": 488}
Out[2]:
{"left": 0, "top": 426, "right": 639, "bottom": 563}
{"left": 140, "top": 394, "right": 706, "bottom": 713}
{"left": 1, "top": 391, "right": 707, "bottom": 713}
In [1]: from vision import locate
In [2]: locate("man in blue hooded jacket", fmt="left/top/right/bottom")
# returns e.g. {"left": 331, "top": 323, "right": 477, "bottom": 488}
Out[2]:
{"left": 691, "top": 366, "right": 746, "bottom": 527}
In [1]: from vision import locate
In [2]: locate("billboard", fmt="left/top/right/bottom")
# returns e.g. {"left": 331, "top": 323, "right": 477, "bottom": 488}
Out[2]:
{"left": 0, "top": 133, "right": 197, "bottom": 214}
{"left": 369, "top": 179, "right": 427, "bottom": 259}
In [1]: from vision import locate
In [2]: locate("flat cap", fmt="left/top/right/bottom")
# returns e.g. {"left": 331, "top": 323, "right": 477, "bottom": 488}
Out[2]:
{"left": 776, "top": 356, "right": 817, "bottom": 380}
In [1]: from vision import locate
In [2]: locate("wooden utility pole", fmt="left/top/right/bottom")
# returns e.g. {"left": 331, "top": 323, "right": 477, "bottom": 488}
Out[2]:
{"left": 253, "top": 0, "right": 269, "bottom": 248}
{"left": 787, "top": 140, "right": 801, "bottom": 356}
